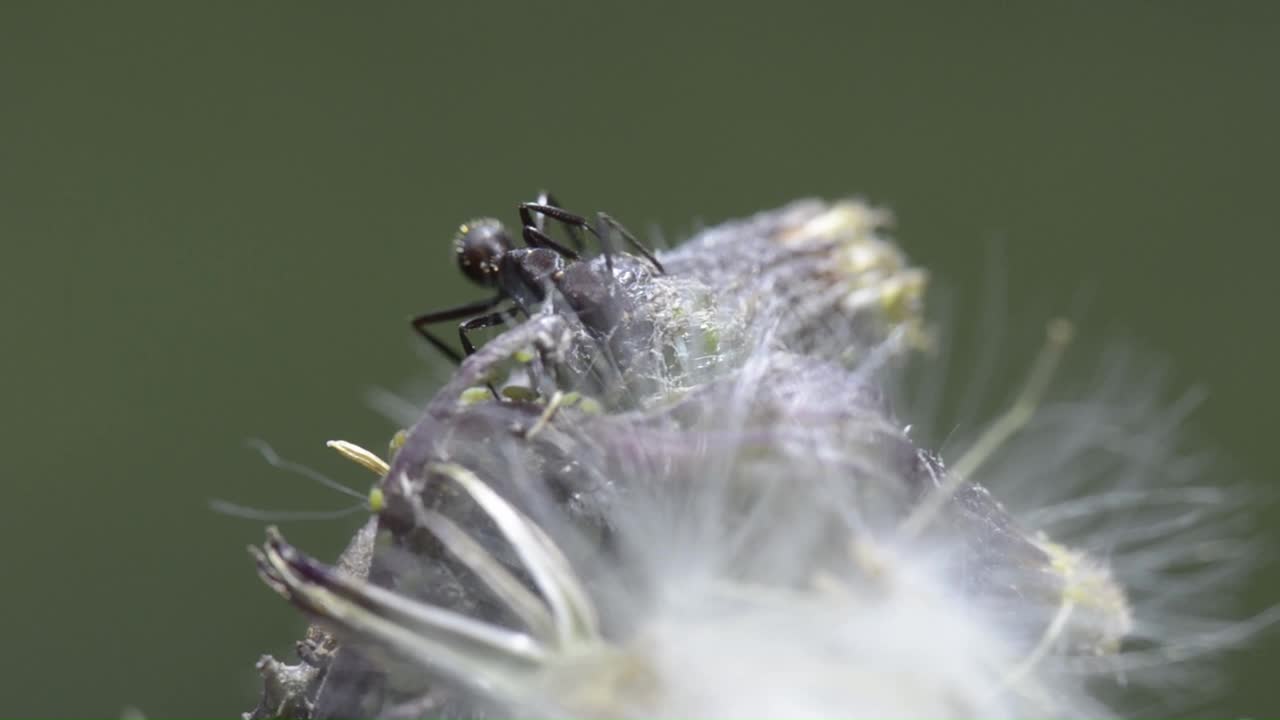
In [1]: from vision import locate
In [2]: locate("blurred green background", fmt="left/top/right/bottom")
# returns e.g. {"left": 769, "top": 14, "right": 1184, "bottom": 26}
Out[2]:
{"left": 2, "top": 3, "right": 1277, "bottom": 716}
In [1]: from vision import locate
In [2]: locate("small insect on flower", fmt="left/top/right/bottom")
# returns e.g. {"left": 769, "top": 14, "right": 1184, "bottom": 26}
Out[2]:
{"left": 410, "top": 191, "right": 665, "bottom": 373}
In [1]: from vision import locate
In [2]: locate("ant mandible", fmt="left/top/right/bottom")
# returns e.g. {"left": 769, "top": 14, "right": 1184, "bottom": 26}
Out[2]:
{"left": 411, "top": 192, "right": 665, "bottom": 367}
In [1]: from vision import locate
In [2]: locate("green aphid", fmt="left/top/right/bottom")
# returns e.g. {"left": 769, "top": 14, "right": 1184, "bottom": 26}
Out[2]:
{"left": 502, "top": 385, "right": 539, "bottom": 402}
{"left": 459, "top": 387, "right": 492, "bottom": 405}
{"left": 367, "top": 487, "right": 385, "bottom": 513}
{"left": 576, "top": 396, "right": 603, "bottom": 415}
{"left": 699, "top": 323, "right": 721, "bottom": 355}
{"left": 388, "top": 429, "right": 408, "bottom": 456}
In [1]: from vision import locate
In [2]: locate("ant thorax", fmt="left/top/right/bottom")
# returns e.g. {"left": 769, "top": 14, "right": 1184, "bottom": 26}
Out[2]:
{"left": 495, "top": 246, "right": 566, "bottom": 312}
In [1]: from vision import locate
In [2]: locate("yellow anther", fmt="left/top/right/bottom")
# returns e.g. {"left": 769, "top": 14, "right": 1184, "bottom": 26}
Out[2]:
{"left": 326, "top": 440, "right": 390, "bottom": 477}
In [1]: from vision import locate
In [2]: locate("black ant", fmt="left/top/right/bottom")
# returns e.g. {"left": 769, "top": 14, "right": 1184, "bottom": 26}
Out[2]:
{"left": 411, "top": 192, "right": 665, "bottom": 369}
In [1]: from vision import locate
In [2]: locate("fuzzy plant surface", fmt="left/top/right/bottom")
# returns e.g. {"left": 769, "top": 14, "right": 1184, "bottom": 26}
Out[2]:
{"left": 244, "top": 200, "right": 1267, "bottom": 719}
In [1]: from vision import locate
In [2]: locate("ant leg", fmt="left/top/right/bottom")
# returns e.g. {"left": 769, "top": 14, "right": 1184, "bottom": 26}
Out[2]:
{"left": 422, "top": 313, "right": 571, "bottom": 419}
{"left": 520, "top": 201, "right": 591, "bottom": 239}
{"left": 411, "top": 294, "right": 503, "bottom": 365}
{"left": 522, "top": 204, "right": 665, "bottom": 276}
{"left": 596, "top": 213, "right": 665, "bottom": 274}
{"left": 522, "top": 225, "right": 581, "bottom": 261}
{"left": 459, "top": 306, "right": 524, "bottom": 399}
{"left": 532, "top": 192, "right": 551, "bottom": 233}
{"left": 520, "top": 201, "right": 586, "bottom": 227}
{"left": 520, "top": 202, "right": 615, "bottom": 275}
{"left": 536, "top": 191, "right": 586, "bottom": 253}
{"left": 520, "top": 203, "right": 590, "bottom": 261}
{"left": 458, "top": 307, "right": 523, "bottom": 357}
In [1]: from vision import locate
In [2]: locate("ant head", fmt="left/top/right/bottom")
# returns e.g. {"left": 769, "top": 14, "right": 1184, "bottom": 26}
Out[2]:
{"left": 454, "top": 218, "right": 515, "bottom": 288}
